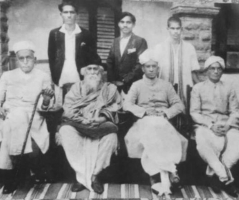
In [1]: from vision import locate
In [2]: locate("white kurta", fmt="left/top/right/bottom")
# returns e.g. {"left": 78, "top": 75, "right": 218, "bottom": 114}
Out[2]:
{"left": 124, "top": 76, "right": 187, "bottom": 195}
{"left": 153, "top": 38, "right": 200, "bottom": 100}
{"left": 0, "top": 68, "right": 52, "bottom": 169}
{"left": 55, "top": 24, "right": 81, "bottom": 107}
{"left": 59, "top": 24, "right": 81, "bottom": 87}
{"left": 191, "top": 79, "right": 239, "bottom": 182}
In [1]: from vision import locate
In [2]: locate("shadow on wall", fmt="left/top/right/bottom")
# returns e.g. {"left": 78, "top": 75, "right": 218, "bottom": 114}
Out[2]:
{"left": 122, "top": 0, "right": 173, "bottom": 48}
{"left": 8, "top": 0, "right": 62, "bottom": 60}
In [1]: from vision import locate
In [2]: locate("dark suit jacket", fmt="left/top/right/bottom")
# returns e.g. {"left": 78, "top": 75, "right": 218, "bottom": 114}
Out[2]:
{"left": 106, "top": 33, "right": 147, "bottom": 93}
{"left": 48, "top": 26, "right": 101, "bottom": 85}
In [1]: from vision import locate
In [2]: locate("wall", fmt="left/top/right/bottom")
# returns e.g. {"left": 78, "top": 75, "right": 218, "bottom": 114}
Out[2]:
{"left": 8, "top": 0, "right": 62, "bottom": 60}
{"left": 222, "top": 74, "right": 239, "bottom": 100}
{"left": 122, "top": 1, "right": 172, "bottom": 48}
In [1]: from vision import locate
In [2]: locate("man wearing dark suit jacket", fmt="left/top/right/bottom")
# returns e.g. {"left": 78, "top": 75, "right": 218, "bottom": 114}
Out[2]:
{"left": 48, "top": 1, "right": 100, "bottom": 105}
{"left": 107, "top": 12, "right": 147, "bottom": 93}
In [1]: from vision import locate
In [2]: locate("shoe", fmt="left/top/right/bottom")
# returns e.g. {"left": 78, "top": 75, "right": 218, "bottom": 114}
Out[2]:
{"left": 169, "top": 172, "right": 180, "bottom": 184}
{"left": 150, "top": 173, "right": 160, "bottom": 186}
{"left": 169, "top": 172, "right": 180, "bottom": 189}
{"left": 223, "top": 183, "right": 238, "bottom": 198}
{"left": 71, "top": 182, "right": 85, "bottom": 192}
{"left": 2, "top": 182, "right": 17, "bottom": 194}
{"left": 209, "top": 175, "right": 222, "bottom": 194}
{"left": 91, "top": 176, "right": 104, "bottom": 194}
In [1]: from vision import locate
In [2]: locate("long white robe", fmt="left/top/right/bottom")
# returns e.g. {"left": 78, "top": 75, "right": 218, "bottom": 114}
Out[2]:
{"left": 58, "top": 81, "right": 121, "bottom": 191}
{"left": 153, "top": 38, "right": 200, "bottom": 102}
{"left": 0, "top": 68, "right": 52, "bottom": 169}
{"left": 59, "top": 125, "right": 117, "bottom": 191}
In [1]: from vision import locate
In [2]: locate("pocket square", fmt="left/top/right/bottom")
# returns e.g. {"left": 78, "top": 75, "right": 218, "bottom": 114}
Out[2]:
{"left": 128, "top": 48, "right": 136, "bottom": 54}
{"left": 81, "top": 42, "right": 86, "bottom": 47}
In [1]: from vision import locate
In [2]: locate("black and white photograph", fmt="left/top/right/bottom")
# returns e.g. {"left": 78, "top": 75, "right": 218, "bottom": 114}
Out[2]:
{"left": 0, "top": 0, "right": 239, "bottom": 199}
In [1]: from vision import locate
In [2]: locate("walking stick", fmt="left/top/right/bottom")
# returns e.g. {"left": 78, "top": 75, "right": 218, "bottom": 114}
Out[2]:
{"left": 12, "top": 90, "right": 44, "bottom": 193}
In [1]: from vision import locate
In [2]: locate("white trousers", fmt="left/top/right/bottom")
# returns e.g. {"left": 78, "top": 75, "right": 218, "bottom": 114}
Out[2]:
{"left": 59, "top": 125, "right": 117, "bottom": 191}
{"left": 195, "top": 126, "right": 239, "bottom": 181}
{"left": 125, "top": 116, "right": 186, "bottom": 195}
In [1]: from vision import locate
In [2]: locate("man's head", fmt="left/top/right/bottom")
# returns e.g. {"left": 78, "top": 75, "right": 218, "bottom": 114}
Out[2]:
{"left": 118, "top": 12, "right": 136, "bottom": 36}
{"left": 139, "top": 49, "right": 159, "bottom": 80}
{"left": 204, "top": 56, "right": 225, "bottom": 83}
{"left": 59, "top": 1, "right": 77, "bottom": 25}
{"left": 81, "top": 64, "right": 104, "bottom": 94}
{"left": 167, "top": 16, "right": 182, "bottom": 41}
{"left": 13, "top": 41, "right": 36, "bottom": 74}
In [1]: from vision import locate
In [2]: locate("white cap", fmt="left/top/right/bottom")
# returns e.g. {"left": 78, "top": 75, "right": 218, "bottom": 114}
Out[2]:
{"left": 204, "top": 56, "right": 225, "bottom": 71}
{"left": 13, "top": 40, "right": 36, "bottom": 54}
{"left": 139, "top": 49, "right": 158, "bottom": 65}
{"left": 80, "top": 65, "right": 104, "bottom": 76}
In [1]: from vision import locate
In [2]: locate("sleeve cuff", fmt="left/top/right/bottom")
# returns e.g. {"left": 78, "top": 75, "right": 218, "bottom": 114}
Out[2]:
{"left": 163, "top": 110, "right": 171, "bottom": 120}
{"left": 208, "top": 123, "right": 214, "bottom": 129}
{"left": 41, "top": 104, "right": 49, "bottom": 110}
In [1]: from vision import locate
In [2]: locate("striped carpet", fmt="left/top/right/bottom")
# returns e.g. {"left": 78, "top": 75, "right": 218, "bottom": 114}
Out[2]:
{"left": 0, "top": 183, "right": 237, "bottom": 200}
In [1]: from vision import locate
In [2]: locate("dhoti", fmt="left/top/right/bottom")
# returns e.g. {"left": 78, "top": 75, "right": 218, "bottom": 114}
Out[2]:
{"left": 0, "top": 107, "right": 49, "bottom": 169}
{"left": 195, "top": 126, "right": 239, "bottom": 182}
{"left": 125, "top": 116, "right": 187, "bottom": 195}
{"left": 59, "top": 125, "right": 117, "bottom": 191}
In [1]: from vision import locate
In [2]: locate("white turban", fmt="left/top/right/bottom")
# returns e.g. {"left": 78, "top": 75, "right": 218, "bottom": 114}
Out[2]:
{"left": 80, "top": 65, "right": 104, "bottom": 76}
{"left": 13, "top": 40, "right": 36, "bottom": 54}
{"left": 204, "top": 56, "right": 225, "bottom": 71}
{"left": 139, "top": 49, "right": 158, "bottom": 65}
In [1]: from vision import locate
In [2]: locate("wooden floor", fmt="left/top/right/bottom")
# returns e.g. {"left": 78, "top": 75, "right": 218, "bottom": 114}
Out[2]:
{"left": 0, "top": 183, "right": 238, "bottom": 200}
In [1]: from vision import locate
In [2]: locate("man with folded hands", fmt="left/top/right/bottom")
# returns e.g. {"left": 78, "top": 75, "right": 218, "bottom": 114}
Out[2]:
{"left": 124, "top": 49, "right": 188, "bottom": 198}
{"left": 58, "top": 63, "right": 121, "bottom": 194}
{"left": 190, "top": 56, "right": 239, "bottom": 198}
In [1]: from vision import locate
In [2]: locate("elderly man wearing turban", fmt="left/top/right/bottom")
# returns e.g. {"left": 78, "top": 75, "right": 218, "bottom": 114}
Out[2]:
{"left": 0, "top": 41, "right": 54, "bottom": 193}
{"left": 190, "top": 56, "right": 239, "bottom": 197}
{"left": 58, "top": 64, "right": 121, "bottom": 194}
{"left": 124, "top": 49, "right": 188, "bottom": 198}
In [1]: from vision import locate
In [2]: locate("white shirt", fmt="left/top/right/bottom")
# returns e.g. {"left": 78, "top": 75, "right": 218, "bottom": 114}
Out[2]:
{"left": 59, "top": 24, "right": 81, "bottom": 87}
{"left": 171, "top": 43, "right": 180, "bottom": 84}
{"left": 120, "top": 35, "right": 131, "bottom": 56}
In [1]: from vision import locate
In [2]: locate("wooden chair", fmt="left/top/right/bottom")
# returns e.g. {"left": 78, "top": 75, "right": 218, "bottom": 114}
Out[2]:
{"left": 185, "top": 85, "right": 207, "bottom": 185}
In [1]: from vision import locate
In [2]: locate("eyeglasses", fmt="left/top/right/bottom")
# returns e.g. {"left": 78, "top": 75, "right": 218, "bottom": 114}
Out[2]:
{"left": 208, "top": 67, "right": 223, "bottom": 72}
{"left": 17, "top": 56, "right": 34, "bottom": 63}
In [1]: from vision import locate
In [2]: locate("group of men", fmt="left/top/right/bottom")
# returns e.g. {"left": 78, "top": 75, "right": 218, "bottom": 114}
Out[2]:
{"left": 0, "top": 0, "right": 239, "bottom": 199}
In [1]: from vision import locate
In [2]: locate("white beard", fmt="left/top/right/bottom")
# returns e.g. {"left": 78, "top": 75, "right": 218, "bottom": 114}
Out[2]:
{"left": 82, "top": 74, "right": 102, "bottom": 95}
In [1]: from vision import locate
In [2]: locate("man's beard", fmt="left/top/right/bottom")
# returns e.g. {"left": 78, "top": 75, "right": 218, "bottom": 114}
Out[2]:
{"left": 82, "top": 74, "right": 102, "bottom": 95}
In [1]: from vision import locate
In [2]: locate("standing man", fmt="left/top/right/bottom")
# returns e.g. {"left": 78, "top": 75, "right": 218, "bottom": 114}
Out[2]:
{"left": 107, "top": 12, "right": 147, "bottom": 94}
{"left": 48, "top": 0, "right": 101, "bottom": 105}
{"left": 190, "top": 56, "right": 239, "bottom": 197}
{"left": 0, "top": 41, "right": 54, "bottom": 194}
{"left": 153, "top": 16, "right": 200, "bottom": 105}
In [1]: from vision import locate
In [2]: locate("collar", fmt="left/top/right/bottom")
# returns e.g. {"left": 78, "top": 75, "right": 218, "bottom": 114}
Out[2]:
{"left": 59, "top": 24, "right": 81, "bottom": 35}
{"left": 206, "top": 79, "right": 223, "bottom": 87}
{"left": 167, "top": 37, "right": 182, "bottom": 45}
{"left": 143, "top": 75, "right": 159, "bottom": 86}
{"left": 17, "top": 68, "right": 35, "bottom": 80}
{"left": 120, "top": 33, "right": 132, "bottom": 40}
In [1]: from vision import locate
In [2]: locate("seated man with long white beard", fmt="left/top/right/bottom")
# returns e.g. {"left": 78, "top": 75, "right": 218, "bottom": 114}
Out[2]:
{"left": 0, "top": 41, "right": 54, "bottom": 194}
{"left": 58, "top": 64, "right": 121, "bottom": 194}
{"left": 124, "top": 49, "right": 187, "bottom": 197}
{"left": 190, "top": 56, "right": 239, "bottom": 198}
